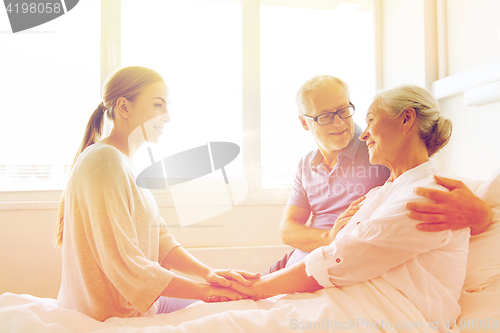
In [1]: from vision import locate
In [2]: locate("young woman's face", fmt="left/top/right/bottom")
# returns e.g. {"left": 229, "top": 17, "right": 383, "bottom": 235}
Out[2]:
{"left": 128, "top": 81, "right": 170, "bottom": 143}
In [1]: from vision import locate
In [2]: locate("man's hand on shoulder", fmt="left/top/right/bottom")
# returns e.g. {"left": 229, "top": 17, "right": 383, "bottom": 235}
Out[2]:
{"left": 406, "top": 175, "right": 492, "bottom": 235}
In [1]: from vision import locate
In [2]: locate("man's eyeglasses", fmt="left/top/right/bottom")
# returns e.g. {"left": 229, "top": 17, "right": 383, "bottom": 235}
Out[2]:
{"left": 301, "top": 103, "right": 355, "bottom": 125}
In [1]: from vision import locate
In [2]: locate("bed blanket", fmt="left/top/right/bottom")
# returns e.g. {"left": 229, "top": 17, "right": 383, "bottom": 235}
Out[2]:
{"left": 0, "top": 277, "right": 439, "bottom": 333}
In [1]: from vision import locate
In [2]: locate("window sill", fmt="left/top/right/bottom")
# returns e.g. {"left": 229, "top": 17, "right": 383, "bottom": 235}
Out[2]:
{"left": 0, "top": 192, "right": 290, "bottom": 211}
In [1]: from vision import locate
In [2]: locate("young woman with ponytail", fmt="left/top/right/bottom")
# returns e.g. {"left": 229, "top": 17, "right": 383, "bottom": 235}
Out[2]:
{"left": 55, "top": 66, "right": 257, "bottom": 321}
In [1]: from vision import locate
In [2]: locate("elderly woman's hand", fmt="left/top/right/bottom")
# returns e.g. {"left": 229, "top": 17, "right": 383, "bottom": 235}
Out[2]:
{"left": 406, "top": 175, "right": 492, "bottom": 235}
{"left": 202, "top": 284, "right": 247, "bottom": 303}
{"left": 327, "top": 196, "right": 366, "bottom": 243}
{"left": 227, "top": 278, "right": 269, "bottom": 301}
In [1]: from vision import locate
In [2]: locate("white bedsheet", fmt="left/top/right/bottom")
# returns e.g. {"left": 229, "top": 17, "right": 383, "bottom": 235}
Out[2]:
{"left": 0, "top": 277, "right": 439, "bottom": 333}
{"left": 457, "top": 278, "right": 500, "bottom": 333}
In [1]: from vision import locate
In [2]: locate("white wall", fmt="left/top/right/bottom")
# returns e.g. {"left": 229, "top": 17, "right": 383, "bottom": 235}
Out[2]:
{"left": 0, "top": 204, "right": 288, "bottom": 298}
{"left": 433, "top": 0, "right": 500, "bottom": 180}
{"left": 381, "top": 0, "right": 438, "bottom": 89}
{"left": 380, "top": 0, "right": 500, "bottom": 180}
{"left": 446, "top": 0, "right": 500, "bottom": 75}
{"left": 0, "top": 209, "right": 62, "bottom": 298}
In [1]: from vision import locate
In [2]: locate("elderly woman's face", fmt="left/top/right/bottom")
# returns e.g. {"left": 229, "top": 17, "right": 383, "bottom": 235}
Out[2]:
{"left": 360, "top": 102, "right": 404, "bottom": 168}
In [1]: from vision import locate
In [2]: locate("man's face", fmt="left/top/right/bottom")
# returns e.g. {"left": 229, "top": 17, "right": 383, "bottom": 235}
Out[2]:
{"left": 299, "top": 83, "right": 355, "bottom": 155}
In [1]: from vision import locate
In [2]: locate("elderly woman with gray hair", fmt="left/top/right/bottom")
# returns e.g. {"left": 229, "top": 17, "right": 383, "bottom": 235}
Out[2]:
{"left": 229, "top": 85, "right": 468, "bottom": 333}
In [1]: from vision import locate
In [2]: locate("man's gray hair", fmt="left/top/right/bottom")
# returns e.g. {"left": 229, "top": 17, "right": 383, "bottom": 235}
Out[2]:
{"left": 296, "top": 75, "right": 350, "bottom": 115}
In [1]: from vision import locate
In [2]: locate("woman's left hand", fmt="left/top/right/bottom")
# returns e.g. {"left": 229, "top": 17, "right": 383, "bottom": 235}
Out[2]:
{"left": 327, "top": 195, "right": 366, "bottom": 243}
{"left": 205, "top": 269, "right": 260, "bottom": 288}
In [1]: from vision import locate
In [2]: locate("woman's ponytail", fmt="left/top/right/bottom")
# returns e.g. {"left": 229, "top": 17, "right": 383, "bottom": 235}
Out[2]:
{"left": 54, "top": 102, "right": 108, "bottom": 247}
{"left": 72, "top": 103, "right": 107, "bottom": 165}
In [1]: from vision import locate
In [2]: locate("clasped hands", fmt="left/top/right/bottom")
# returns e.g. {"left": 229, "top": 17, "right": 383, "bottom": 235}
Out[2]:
{"left": 203, "top": 268, "right": 263, "bottom": 303}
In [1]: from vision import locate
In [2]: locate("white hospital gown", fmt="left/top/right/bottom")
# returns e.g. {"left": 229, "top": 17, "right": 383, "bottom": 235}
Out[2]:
{"left": 304, "top": 160, "right": 470, "bottom": 333}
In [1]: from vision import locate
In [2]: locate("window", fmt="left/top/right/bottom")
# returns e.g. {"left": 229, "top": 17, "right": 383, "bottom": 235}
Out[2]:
{"left": 260, "top": 0, "right": 377, "bottom": 186}
{"left": 0, "top": 0, "right": 100, "bottom": 191}
{"left": 121, "top": 0, "right": 243, "bottom": 180}
{"left": 1, "top": 0, "right": 377, "bottom": 200}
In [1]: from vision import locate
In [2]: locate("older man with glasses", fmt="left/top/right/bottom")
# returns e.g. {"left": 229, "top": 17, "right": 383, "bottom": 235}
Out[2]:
{"left": 264, "top": 75, "right": 492, "bottom": 274}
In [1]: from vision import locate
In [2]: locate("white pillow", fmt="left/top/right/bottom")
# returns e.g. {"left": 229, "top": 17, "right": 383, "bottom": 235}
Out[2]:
{"left": 463, "top": 169, "right": 500, "bottom": 292}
